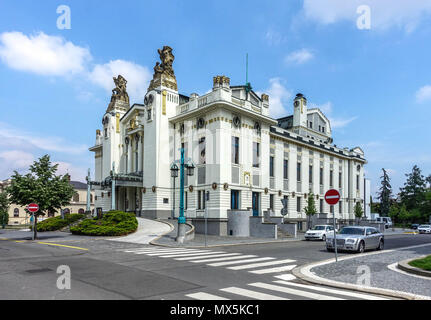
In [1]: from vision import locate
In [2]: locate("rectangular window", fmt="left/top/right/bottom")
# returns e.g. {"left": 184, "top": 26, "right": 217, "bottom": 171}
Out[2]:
{"left": 330, "top": 170, "right": 333, "bottom": 187}
{"left": 198, "top": 191, "right": 202, "bottom": 210}
{"left": 339, "top": 172, "right": 342, "bottom": 188}
{"left": 309, "top": 165, "right": 313, "bottom": 183}
{"left": 284, "top": 159, "right": 288, "bottom": 179}
{"left": 270, "top": 194, "right": 274, "bottom": 211}
{"left": 297, "top": 162, "right": 301, "bottom": 182}
{"left": 253, "top": 142, "right": 260, "bottom": 168}
{"left": 330, "top": 205, "right": 334, "bottom": 215}
{"left": 320, "top": 199, "right": 324, "bottom": 213}
{"left": 231, "top": 136, "right": 239, "bottom": 164}
{"left": 269, "top": 156, "right": 274, "bottom": 177}
{"left": 231, "top": 190, "right": 240, "bottom": 210}
{"left": 356, "top": 175, "right": 360, "bottom": 191}
{"left": 297, "top": 197, "right": 301, "bottom": 212}
{"left": 339, "top": 201, "right": 342, "bottom": 214}
{"left": 320, "top": 167, "right": 323, "bottom": 185}
{"left": 185, "top": 191, "right": 188, "bottom": 210}
{"left": 199, "top": 137, "right": 206, "bottom": 164}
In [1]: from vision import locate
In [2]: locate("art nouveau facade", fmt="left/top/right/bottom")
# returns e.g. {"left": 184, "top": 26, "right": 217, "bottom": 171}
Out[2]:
{"left": 89, "top": 46, "right": 367, "bottom": 234}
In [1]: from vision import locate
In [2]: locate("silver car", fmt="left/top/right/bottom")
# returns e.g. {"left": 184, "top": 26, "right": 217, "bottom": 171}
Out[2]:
{"left": 326, "top": 226, "right": 384, "bottom": 253}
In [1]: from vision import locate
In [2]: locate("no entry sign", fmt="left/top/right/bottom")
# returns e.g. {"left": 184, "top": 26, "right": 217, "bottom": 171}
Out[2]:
{"left": 28, "top": 203, "right": 39, "bottom": 213}
{"left": 324, "top": 189, "right": 340, "bottom": 205}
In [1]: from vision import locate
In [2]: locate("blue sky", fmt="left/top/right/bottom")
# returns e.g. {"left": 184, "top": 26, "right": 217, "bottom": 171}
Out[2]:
{"left": 1, "top": 0, "right": 431, "bottom": 198}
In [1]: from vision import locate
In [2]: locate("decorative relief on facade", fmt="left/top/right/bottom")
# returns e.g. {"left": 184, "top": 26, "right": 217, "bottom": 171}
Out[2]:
{"left": 148, "top": 46, "right": 178, "bottom": 91}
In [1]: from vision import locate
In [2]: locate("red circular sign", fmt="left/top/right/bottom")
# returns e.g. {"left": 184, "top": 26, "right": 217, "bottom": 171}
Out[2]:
{"left": 28, "top": 203, "right": 39, "bottom": 213}
{"left": 324, "top": 189, "right": 340, "bottom": 205}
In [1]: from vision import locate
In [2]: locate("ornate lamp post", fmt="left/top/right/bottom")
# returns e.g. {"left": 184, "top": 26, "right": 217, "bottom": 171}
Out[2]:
{"left": 170, "top": 163, "right": 179, "bottom": 219}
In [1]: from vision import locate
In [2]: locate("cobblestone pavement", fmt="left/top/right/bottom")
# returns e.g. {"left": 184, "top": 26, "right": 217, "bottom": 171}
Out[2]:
{"left": 310, "top": 244, "right": 431, "bottom": 298}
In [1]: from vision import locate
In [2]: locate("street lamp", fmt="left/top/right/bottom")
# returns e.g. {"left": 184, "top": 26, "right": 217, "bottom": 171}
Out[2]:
{"left": 170, "top": 163, "right": 179, "bottom": 219}
{"left": 186, "top": 161, "right": 195, "bottom": 177}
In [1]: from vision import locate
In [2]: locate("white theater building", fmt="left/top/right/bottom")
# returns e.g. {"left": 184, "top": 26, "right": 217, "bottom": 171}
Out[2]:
{"left": 89, "top": 46, "right": 367, "bottom": 235}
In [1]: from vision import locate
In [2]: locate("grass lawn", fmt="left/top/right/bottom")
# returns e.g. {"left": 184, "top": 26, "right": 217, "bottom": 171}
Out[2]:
{"left": 408, "top": 255, "right": 431, "bottom": 271}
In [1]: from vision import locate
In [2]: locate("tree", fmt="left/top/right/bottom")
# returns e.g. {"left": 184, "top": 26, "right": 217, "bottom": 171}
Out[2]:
{"left": 398, "top": 205, "right": 411, "bottom": 227}
{"left": 377, "top": 169, "right": 392, "bottom": 217}
{"left": 399, "top": 165, "right": 426, "bottom": 212}
{"left": 354, "top": 202, "right": 363, "bottom": 224}
{"left": 304, "top": 192, "right": 317, "bottom": 229}
{"left": 6, "top": 155, "right": 76, "bottom": 239}
{"left": 0, "top": 192, "right": 10, "bottom": 228}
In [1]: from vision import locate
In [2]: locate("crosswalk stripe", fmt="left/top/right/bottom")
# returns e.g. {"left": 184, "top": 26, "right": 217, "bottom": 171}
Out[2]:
{"left": 274, "top": 274, "right": 297, "bottom": 281}
{"left": 186, "top": 292, "right": 230, "bottom": 300}
{"left": 249, "top": 282, "right": 344, "bottom": 300}
{"left": 228, "top": 259, "right": 296, "bottom": 270}
{"left": 250, "top": 265, "right": 297, "bottom": 274}
{"left": 220, "top": 287, "right": 288, "bottom": 300}
{"left": 124, "top": 248, "right": 201, "bottom": 254}
{"left": 189, "top": 254, "right": 247, "bottom": 263}
{"left": 146, "top": 250, "right": 211, "bottom": 256}
{"left": 273, "top": 280, "right": 389, "bottom": 300}
{"left": 208, "top": 257, "right": 275, "bottom": 267}
{"left": 158, "top": 251, "right": 225, "bottom": 258}
{"left": 175, "top": 253, "right": 241, "bottom": 261}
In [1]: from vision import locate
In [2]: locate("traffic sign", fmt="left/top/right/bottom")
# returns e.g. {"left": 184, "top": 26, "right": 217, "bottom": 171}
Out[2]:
{"left": 324, "top": 189, "right": 340, "bottom": 206}
{"left": 28, "top": 203, "right": 39, "bottom": 213}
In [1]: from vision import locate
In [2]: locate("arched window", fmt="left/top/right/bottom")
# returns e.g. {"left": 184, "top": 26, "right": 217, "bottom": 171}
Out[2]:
{"left": 78, "top": 208, "right": 85, "bottom": 214}
{"left": 14, "top": 208, "right": 19, "bottom": 217}
{"left": 90, "top": 194, "right": 93, "bottom": 203}
{"left": 73, "top": 194, "right": 79, "bottom": 202}
{"left": 63, "top": 208, "right": 70, "bottom": 215}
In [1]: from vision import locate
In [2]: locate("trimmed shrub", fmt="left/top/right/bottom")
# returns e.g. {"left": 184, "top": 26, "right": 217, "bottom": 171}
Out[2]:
{"left": 36, "top": 214, "right": 85, "bottom": 232}
{"left": 70, "top": 211, "right": 138, "bottom": 236}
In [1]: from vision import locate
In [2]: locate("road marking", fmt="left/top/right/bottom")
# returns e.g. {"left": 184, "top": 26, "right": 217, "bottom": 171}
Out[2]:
{"left": 220, "top": 287, "right": 288, "bottom": 300}
{"left": 273, "top": 280, "right": 389, "bottom": 300}
{"left": 175, "top": 253, "right": 240, "bottom": 261}
{"left": 124, "top": 248, "right": 202, "bottom": 253}
{"left": 207, "top": 257, "right": 274, "bottom": 267}
{"left": 186, "top": 292, "right": 229, "bottom": 300}
{"left": 228, "top": 259, "right": 296, "bottom": 270}
{"left": 131, "top": 249, "right": 204, "bottom": 255}
{"left": 274, "top": 274, "right": 297, "bottom": 281}
{"left": 37, "top": 242, "right": 88, "bottom": 251}
{"left": 189, "top": 254, "right": 247, "bottom": 263}
{"left": 250, "top": 265, "right": 297, "bottom": 274}
{"left": 146, "top": 250, "right": 211, "bottom": 256}
{"left": 249, "top": 282, "right": 344, "bottom": 300}
{"left": 158, "top": 251, "right": 225, "bottom": 258}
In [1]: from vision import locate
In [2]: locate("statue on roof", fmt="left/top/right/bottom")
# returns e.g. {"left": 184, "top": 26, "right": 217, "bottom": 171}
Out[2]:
{"left": 111, "top": 75, "right": 129, "bottom": 104}
{"left": 148, "top": 46, "right": 178, "bottom": 91}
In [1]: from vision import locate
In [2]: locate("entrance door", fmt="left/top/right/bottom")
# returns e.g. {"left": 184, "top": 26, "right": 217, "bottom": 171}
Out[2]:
{"left": 252, "top": 192, "right": 260, "bottom": 217}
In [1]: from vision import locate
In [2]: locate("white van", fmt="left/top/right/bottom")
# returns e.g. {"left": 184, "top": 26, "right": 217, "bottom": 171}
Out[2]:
{"left": 376, "top": 217, "right": 392, "bottom": 229}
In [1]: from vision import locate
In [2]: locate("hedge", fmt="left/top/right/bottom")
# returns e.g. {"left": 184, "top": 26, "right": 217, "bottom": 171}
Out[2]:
{"left": 35, "top": 214, "right": 85, "bottom": 232}
{"left": 70, "top": 211, "right": 138, "bottom": 236}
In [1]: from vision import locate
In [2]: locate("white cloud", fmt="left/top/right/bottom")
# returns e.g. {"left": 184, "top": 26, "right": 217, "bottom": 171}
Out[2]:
{"left": 309, "top": 102, "right": 357, "bottom": 129}
{"left": 265, "top": 28, "right": 287, "bottom": 46}
{"left": 89, "top": 60, "right": 152, "bottom": 102}
{"left": 55, "top": 161, "right": 88, "bottom": 182}
{"left": 285, "top": 49, "right": 314, "bottom": 65}
{"left": 0, "top": 150, "right": 34, "bottom": 179}
{"left": 0, "top": 31, "right": 91, "bottom": 76}
{"left": 259, "top": 78, "right": 293, "bottom": 119}
{"left": 302, "top": 0, "right": 431, "bottom": 32}
{"left": 309, "top": 102, "right": 332, "bottom": 114}
{"left": 416, "top": 85, "right": 431, "bottom": 103}
{"left": 0, "top": 122, "right": 87, "bottom": 155}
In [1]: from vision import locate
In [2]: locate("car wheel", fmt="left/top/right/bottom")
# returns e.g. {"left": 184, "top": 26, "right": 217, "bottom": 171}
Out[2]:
{"left": 377, "top": 239, "right": 384, "bottom": 251}
{"left": 327, "top": 247, "right": 334, "bottom": 252}
{"left": 357, "top": 241, "right": 365, "bottom": 254}
{"left": 322, "top": 235, "right": 326, "bottom": 242}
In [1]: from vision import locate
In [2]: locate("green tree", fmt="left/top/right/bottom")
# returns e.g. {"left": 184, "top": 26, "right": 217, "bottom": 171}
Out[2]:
{"left": 377, "top": 169, "right": 392, "bottom": 216}
{"left": 0, "top": 192, "right": 10, "bottom": 228}
{"left": 6, "top": 155, "right": 76, "bottom": 239}
{"left": 399, "top": 165, "right": 426, "bottom": 212}
{"left": 398, "top": 205, "right": 411, "bottom": 227}
{"left": 304, "top": 192, "right": 317, "bottom": 229}
{"left": 388, "top": 204, "right": 399, "bottom": 226}
{"left": 354, "top": 202, "right": 364, "bottom": 224}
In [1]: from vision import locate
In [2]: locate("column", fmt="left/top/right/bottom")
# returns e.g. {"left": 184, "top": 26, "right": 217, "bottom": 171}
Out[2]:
{"left": 138, "top": 133, "right": 143, "bottom": 172}
{"left": 127, "top": 137, "right": 132, "bottom": 173}
{"left": 86, "top": 168, "right": 91, "bottom": 213}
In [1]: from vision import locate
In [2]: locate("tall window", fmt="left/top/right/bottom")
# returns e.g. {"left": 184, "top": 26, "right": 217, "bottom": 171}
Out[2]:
{"left": 270, "top": 194, "right": 274, "bottom": 211}
{"left": 73, "top": 194, "right": 79, "bottom": 202}
{"left": 339, "top": 201, "right": 342, "bottom": 214}
{"left": 320, "top": 167, "right": 323, "bottom": 185}
{"left": 284, "top": 160, "right": 288, "bottom": 179}
{"left": 232, "top": 136, "right": 239, "bottom": 164}
{"left": 330, "top": 170, "right": 333, "bottom": 187}
{"left": 297, "top": 197, "right": 301, "bottom": 212}
{"left": 297, "top": 162, "right": 301, "bottom": 182}
{"left": 339, "top": 172, "right": 342, "bottom": 188}
{"left": 199, "top": 137, "right": 206, "bottom": 164}
{"left": 253, "top": 142, "right": 260, "bottom": 168}
{"left": 185, "top": 191, "right": 188, "bottom": 210}
{"left": 320, "top": 199, "right": 323, "bottom": 213}
{"left": 356, "top": 175, "right": 360, "bottom": 191}
{"left": 231, "top": 190, "right": 240, "bottom": 210}
{"left": 13, "top": 208, "right": 19, "bottom": 217}
{"left": 198, "top": 190, "right": 206, "bottom": 210}
{"left": 135, "top": 139, "right": 139, "bottom": 172}
{"left": 309, "top": 165, "right": 313, "bottom": 183}
{"left": 330, "top": 205, "right": 334, "bottom": 215}
{"left": 269, "top": 156, "right": 274, "bottom": 177}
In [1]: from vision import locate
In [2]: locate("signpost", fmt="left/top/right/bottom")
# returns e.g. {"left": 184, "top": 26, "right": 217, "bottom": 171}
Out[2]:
{"left": 205, "top": 191, "right": 209, "bottom": 247}
{"left": 280, "top": 198, "right": 288, "bottom": 216}
{"left": 324, "top": 190, "right": 340, "bottom": 262}
{"left": 27, "top": 203, "right": 39, "bottom": 240}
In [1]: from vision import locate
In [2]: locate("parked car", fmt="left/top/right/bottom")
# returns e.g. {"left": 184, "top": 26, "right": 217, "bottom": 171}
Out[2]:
{"left": 417, "top": 225, "right": 431, "bottom": 234}
{"left": 305, "top": 225, "right": 336, "bottom": 241}
{"left": 411, "top": 223, "right": 420, "bottom": 230}
{"left": 326, "top": 226, "right": 384, "bottom": 253}
{"left": 376, "top": 217, "right": 392, "bottom": 229}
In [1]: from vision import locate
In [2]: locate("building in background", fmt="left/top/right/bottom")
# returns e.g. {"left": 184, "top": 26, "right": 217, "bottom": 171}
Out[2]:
{"left": 0, "top": 179, "right": 95, "bottom": 225}
{"left": 89, "top": 46, "right": 367, "bottom": 234}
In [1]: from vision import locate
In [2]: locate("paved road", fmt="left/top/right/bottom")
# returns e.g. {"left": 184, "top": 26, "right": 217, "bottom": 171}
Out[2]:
{"left": 0, "top": 232, "right": 429, "bottom": 300}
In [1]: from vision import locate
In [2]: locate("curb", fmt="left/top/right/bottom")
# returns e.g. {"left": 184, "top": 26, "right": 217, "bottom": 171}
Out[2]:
{"left": 149, "top": 220, "right": 175, "bottom": 246}
{"left": 398, "top": 256, "right": 431, "bottom": 278}
{"left": 292, "top": 243, "right": 431, "bottom": 301}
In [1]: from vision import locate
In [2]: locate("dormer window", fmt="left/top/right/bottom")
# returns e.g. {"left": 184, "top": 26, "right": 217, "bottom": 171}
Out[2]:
{"left": 147, "top": 108, "right": 152, "bottom": 120}
{"left": 309, "top": 121, "right": 313, "bottom": 129}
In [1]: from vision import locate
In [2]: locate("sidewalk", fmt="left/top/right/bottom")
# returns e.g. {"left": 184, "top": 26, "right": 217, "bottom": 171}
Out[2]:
{"left": 294, "top": 243, "right": 431, "bottom": 300}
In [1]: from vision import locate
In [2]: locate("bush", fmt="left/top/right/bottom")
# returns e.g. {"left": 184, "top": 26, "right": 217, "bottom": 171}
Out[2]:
{"left": 70, "top": 211, "right": 138, "bottom": 236}
{"left": 36, "top": 214, "right": 85, "bottom": 232}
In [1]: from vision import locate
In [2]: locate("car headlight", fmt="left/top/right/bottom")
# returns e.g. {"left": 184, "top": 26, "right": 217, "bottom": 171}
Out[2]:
{"left": 346, "top": 239, "right": 357, "bottom": 244}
